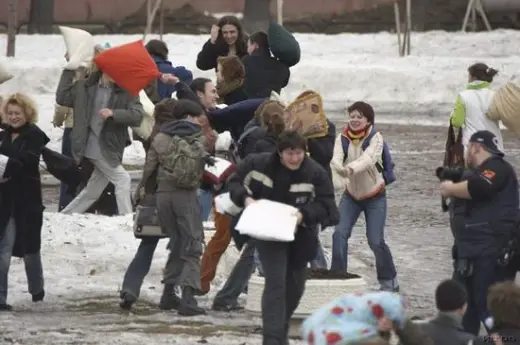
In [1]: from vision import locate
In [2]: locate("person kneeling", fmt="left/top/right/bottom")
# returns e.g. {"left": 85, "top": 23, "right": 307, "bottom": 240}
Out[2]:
{"left": 227, "top": 130, "right": 338, "bottom": 345}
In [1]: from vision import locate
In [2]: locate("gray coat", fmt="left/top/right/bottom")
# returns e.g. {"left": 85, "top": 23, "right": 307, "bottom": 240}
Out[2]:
{"left": 55, "top": 70, "right": 145, "bottom": 167}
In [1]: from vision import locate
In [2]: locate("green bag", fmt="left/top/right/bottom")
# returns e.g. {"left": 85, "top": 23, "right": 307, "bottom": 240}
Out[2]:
{"left": 267, "top": 21, "right": 301, "bottom": 67}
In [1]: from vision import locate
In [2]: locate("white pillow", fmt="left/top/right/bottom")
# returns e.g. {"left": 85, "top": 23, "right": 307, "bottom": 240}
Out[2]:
{"left": 214, "top": 192, "right": 242, "bottom": 216}
{"left": 59, "top": 26, "right": 95, "bottom": 70}
{"left": 235, "top": 199, "right": 298, "bottom": 242}
{"left": 132, "top": 90, "right": 155, "bottom": 140}
{"left": 0, "top": 61, "right": 13, "bottom": 85}
{"left": 0, "top": 154, "right": 8, "bottom": 177}
{"left": 215, "top": 131, "right": 232, "bottom": 151}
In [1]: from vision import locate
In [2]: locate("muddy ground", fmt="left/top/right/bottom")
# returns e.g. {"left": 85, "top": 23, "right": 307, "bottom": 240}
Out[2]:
{"left": 39, "top": 122, "right": 520, "bottom": 321}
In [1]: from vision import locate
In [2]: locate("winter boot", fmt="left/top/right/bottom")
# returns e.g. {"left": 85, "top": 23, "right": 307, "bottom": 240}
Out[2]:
{"left": 119, "top": 291, "right": 137, "bottom": 310}
{"left": 178, "top": 286, "right": 205, "bottom": 316}
{"left": 159, "top": 284, "right": 181, "bottom": 310}
{"left": 32, "top": 290, "right": 45, "bottom": 302}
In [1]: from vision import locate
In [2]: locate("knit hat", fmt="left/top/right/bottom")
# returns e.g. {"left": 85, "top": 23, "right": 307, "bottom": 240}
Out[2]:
{"left": 435, "top": 279, "right": 467, "bottom": 312}
{"left": 469, "top": 130, "right": 504, "bottom": 157}
{"left": 347, "top": 101, "right": 375, "bottom": 123}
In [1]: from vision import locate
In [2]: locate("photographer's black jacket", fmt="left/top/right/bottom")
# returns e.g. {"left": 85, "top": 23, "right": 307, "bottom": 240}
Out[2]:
{"left": 451, "top": 156, "right": 519, "bottom": 259}
{"left": 228, "top": 152, "right": 339, "bottom": 268}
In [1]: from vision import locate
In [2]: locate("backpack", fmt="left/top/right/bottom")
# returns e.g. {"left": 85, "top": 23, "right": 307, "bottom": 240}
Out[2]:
{"left": 341, "top": 131, "right": 396, "bottom": 186}
{"left": 229, "top": 126, "right": 261, "bottom": 162}
{"left": 158, "top": 135, "right": 206, "bottom": 189}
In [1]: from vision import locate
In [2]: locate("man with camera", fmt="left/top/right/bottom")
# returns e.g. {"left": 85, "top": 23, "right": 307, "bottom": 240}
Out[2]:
{"left": 439, "top": 130, "right": 519, "bottom": 336}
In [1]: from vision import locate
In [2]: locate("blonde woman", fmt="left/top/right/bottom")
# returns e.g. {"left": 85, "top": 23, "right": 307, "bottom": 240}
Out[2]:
{"left": 0, "top": 93, "right": 50, "bottom": 311}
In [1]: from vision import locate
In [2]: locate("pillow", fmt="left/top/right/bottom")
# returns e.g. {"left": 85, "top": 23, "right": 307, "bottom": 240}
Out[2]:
{"left": 59, "top": 26, "right": 95, "bottom": 70}
{"left": 203, "top": 157, "right": 236, "bottom": 185}
{"left": 267, "top": 21, "right": 301, "bottom": 67}
{"left": 94, "top": 40, "right": 161, "bottom": 96}
{"left": 235, "top": 199, "right": 298, "bottom": 242}
{"left": 0, "top": 61, "right": 13, "bottom": 85}
{"left": 0, "top": 154, "right": 8, "bottom": 178}
{"left": 132, "top": 90, "right": 155, "bottom": 140}
{"left": 214, "top": 192, "right": 243, "bottom": 216}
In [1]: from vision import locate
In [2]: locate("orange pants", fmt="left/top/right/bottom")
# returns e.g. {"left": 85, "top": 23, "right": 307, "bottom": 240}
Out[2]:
{"left": 200, "top": 210, "right": 232, "bottom": 293}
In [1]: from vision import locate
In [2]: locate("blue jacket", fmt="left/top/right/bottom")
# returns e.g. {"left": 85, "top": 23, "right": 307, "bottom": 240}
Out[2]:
{"left": 152, "top": 55, "right": 193, "bottom": 99}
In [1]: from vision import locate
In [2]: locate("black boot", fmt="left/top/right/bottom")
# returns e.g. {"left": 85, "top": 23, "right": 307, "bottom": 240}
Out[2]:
{"left": 32, "top": 290, "right": 45, "bottom": 303}
{"left": 0, "top": 303, "right": 12, "bottom": 311}
{"left": 119, "top": 291, "right": 136, "bottom": 310}
{"left": 178, "top": 286, "right": 205, "bottom": 316}
{"left": 159, "top": 284, "right": 181, "bottom": 310}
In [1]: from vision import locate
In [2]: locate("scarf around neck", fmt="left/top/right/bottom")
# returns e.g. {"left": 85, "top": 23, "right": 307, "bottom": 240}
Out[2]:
{"left": 216, "top": 78, "right": 244, "bottom": 102}
{"left": 342, "top": 125, "right": 371, "bottom": 146}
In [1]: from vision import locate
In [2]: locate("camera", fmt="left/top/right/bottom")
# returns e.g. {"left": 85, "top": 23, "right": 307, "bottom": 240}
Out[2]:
{"left": 435, "top": 167, "right": 464, "bottom": 182}
{"left": 436, "top": 166, "right": 464, "bottom": 212}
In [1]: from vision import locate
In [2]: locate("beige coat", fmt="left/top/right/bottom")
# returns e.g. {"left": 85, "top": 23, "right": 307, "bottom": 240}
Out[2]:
{"left": 330, "top": 129, "right": 385, "bottom": 200}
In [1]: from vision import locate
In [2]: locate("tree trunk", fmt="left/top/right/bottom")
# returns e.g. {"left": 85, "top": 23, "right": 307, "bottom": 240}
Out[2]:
{"left": 7, "top": 0, "right": 17, "bottom": 57}
{"left": 243, "top": 0, "right": 271, "bottom": 34}
{"left": 28, "top": 0, "right": 54, "bottom": 34}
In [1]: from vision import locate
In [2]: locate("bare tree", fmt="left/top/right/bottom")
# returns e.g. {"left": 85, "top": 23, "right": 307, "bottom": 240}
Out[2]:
{"left": 28, "top": 0, "right": 54, "bottom": 34}
{"left": 243, "top": 0, "right": 271, "bottom": 34}
{"left": 7, "top": 0, "right": 17, "bottom": 57}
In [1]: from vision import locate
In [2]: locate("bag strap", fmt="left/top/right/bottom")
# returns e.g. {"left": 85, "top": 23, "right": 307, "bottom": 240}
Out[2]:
{"left": 237, "top": 126, "right": 259, "bottom": 145}
{"left": 342, "top": 129, "right": 378, "bottom": 162}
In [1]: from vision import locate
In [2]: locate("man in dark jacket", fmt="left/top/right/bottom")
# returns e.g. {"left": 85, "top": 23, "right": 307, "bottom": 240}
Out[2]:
{"left": 307, "top": 119, "right": 336, "bottom": 180}
{"left": 227, "top": 130, "right": 338, "bottom": 345}
{"left": 422, "top": 279, "right": 475, "bottom": 345}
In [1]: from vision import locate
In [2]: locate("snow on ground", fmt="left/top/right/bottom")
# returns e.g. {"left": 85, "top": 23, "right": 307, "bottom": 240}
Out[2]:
{"left": 0, "top": 30, "right": 519, "bottom": 164}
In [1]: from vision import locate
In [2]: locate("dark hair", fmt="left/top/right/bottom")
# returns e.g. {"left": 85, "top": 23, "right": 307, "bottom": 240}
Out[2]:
{"left": 347, "top": 101, "right": 375, "bottom": 124}
{"left": 487, "top": 282, "right": 520, "bottom": 329}
{"left": 277, "top": 130, "right": 307, "bottom": 152}
{"left": 190, "top": 77, "right": 212, "bottom": 94}
{"left": 435, "top": 279, "right": 467, "bottom": 312}
{"left": 468, "top": 63, "right": 498, "bottom": 83}
{"left": 249, "top": 31, "right": 270, "bottom": 52}
{"left": 216, "top": 15, "right": 248, "bottom": 56}
{"left": 173, "top": 99, "right": 205, "bottom": 120}
{"left": 217, "top": 55, "right": 245, "bottom": 81}
{"left": 145, "top": 39, "right": 168, "bottom": 60}
{"left": 150, "top": 98, "right": 178, "bottom": 140}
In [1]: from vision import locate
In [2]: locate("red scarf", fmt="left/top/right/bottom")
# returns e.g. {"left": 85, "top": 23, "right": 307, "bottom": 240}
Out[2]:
{"left": 342, "top": 125, "right": 370, "bottom": 145}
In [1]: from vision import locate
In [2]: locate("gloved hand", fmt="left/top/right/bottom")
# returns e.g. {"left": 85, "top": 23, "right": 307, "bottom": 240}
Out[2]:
{"left": 204, "top": 155, "right": 216, "bottom": 167}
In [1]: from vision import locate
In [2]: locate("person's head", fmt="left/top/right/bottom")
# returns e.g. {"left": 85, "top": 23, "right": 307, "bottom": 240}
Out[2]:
{"left": 258, "top": 100, "right": 286, "bottom": 136}
{"left": 88, "top": 43, "right": 111, "bottom": 76}
{"left": 465, "top": 130, "right": 503, "bottom": 168}
{"left": 216, "top": 16, "right": 245, "bottom": 47}
{"left": 154, "top": 98, "right": 178, "bottom": 126}
{"left": 247, "top": 31, "right": 269, "bottom": 55}
{"left": 145, "top": 39, "right": 168, "bottom": 60}
{"left": 468, "top": 63, "right": 498, "bottom": 83}
{"left": 216, "top": 56, "right": 245, "bottom": 84}
{"left": 173, "top": 99, "right": 205, "bottom": 126}
{"left": 347, "top": 101, "right": 375, "bottom": 131}
{"left": 190, "top": 77, "right": 218, "bottom": 110}
{"left": 3, "top": 93, "right": 38, "bottom": 128}
{"left": 487, "top": 282, "right": 520, "bottom": 329}
{"left": 277, "top": 130, "right": 307, "bottom": 170}
{"left": 435, "top": 279, "right": 467, "bottom": 315}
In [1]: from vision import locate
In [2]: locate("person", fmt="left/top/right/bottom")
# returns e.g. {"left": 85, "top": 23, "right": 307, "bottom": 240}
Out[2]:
{"left": 119, "top": 98, "right": 178, "bottom": 311}
{"left": 440, "top": 130, "right": 519, "bottom": 335}
{"left": 216, "top": 55, "right": 248, "bottom": 105}
{"left": 55, "top": 59, "right": 145, "bottom": 216}
{"left": 242, "top": 31, "right": 290, "bottom": 98}
{"left": 137, "top": 99, "right": 207, "bottom": 316}
{"left": 450, "top": 63, "right": 502, "bottom": 156}
{"left": 227, "top": 130, "right": 337, "bottom": 345}
{"left": 471, "top": 282, "right": 520, "bottom": 345}
{"left": 330, "top": 101, "right": 399, "bottom": 292}
{"left": 196, "top": 16, "right": 248, "bottom": 71}
{"left": 145, "top": 39, "right": 193, "bottom": 103}
{"left": 421, "top": 279, "right": 475, "bottom": 345}
{"left": 0, "top": 93, "right": 49, "bottom": 311}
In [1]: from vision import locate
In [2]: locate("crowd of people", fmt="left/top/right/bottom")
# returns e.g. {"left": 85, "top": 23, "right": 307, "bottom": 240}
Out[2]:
{"left": 0, "top": 14, "right": 519, "bottom": 345}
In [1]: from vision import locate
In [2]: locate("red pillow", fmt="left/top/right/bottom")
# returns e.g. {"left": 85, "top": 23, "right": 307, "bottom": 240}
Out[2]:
{"left": 203, "top": 157, "right": 236, "bottom": 185}
{"left": 94, "top": 40, "right": 161, "bottom": 96}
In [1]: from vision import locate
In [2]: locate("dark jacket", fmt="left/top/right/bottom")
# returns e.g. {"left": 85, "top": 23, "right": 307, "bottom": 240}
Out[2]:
{"left": 253, "top": 132, "right": 278, "bottom": 154}
{"left": 307, "top": 119, "right": 336, "bottom": 180}
{"left": 0, "top": 124, "right": 49, "bottom": 257}
{"left": 152, "top": 55, "right": 193, "bottom": 99}
{"left": 451, "top": 157, "right": 519, "bottom": 259}
{"left": 228, "top": 152, "right": 338, "bottom": 268}
{"left": 421, "top": 313, "right": 475, "bottom": 345}
{"left": 196, "top": 39, "right": 248, "bottom": 71}
{"left": 242, "top": 49, "right": 290, "bottom": 98}
{"left": 220, "top": 86, "right": 248, "bottom": 106}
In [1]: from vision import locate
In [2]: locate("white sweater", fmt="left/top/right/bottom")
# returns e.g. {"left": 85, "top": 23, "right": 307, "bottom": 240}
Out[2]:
{"left": 330, "top": 131, "right": 385, "bottom": 200}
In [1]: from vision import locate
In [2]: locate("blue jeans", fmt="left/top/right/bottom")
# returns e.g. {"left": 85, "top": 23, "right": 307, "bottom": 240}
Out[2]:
{"left": 331, "top": 193, "right": 397, "bottom": 288}
{"left": 199, "top": 189, "right": 213, "bottom": 221}
{"left": 0, "top": 218, "right": 44, "bottom": 304}
{"left": 58, "top": 128, "right": 74, "bottom": 211}
{"left": 121, "top": 237, "right": 159, "bottom": 299}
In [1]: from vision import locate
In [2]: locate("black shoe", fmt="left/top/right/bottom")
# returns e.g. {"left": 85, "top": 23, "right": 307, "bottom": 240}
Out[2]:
{"left": 119, "top": 292, "right": 136, "bottom": 310}
{"left": 178, "top": 286, "right": 205, "bottom": 316}
{"left": 212, "top": 303, "right": 244, "bottom": 312}
{"left": 0, "top": 303, "right": 12, "bottom": 311}
{"left": 159, "top": 284, "right": 181, "bottom": 310}
{"left": 32, "top": 290, "right": 45, "bottom": 302}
